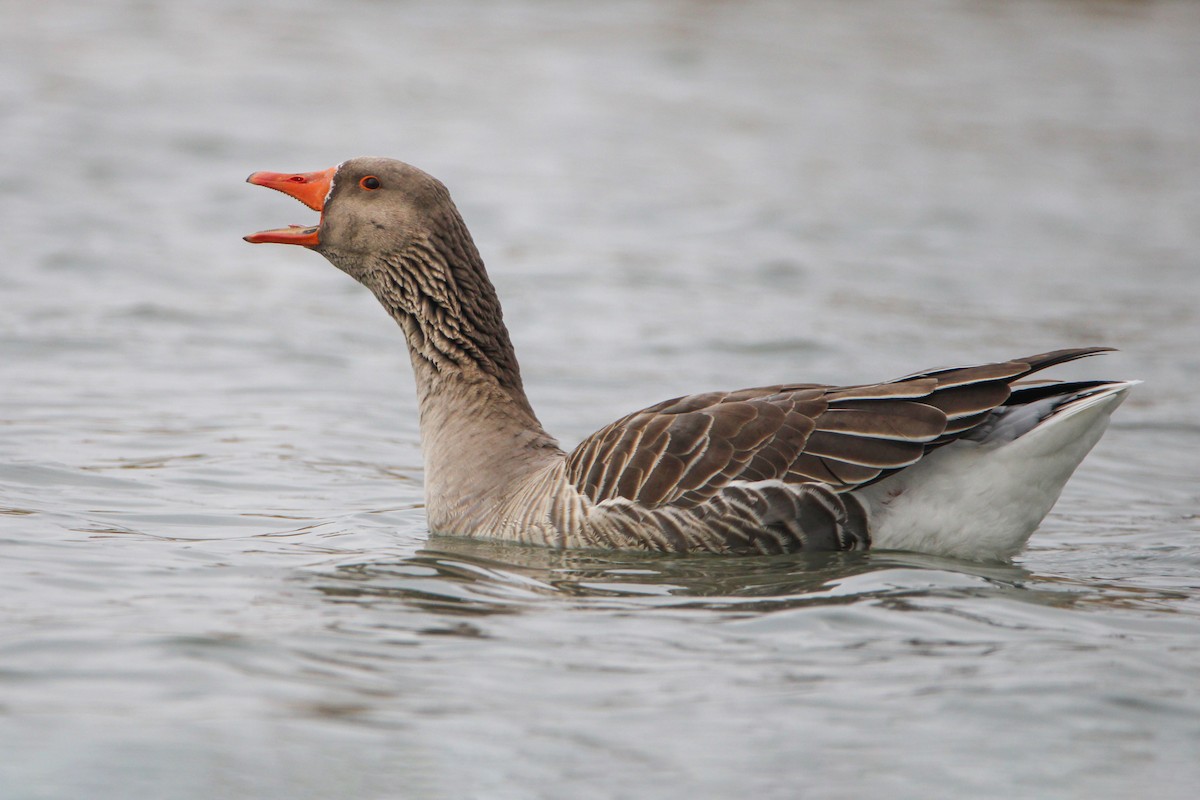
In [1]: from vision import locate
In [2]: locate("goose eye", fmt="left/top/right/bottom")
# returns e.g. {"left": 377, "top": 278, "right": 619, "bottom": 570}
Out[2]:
{"left": 360, "top": 176, "right": 381, "bottom": 190}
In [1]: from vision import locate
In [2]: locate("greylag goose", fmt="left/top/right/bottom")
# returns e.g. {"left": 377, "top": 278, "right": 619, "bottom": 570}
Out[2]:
{"left": 245, "top": 157, "right": 1134, "bottom": 561}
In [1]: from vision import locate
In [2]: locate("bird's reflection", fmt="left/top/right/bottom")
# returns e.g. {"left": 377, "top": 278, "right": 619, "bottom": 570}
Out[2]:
{"left": 309, "top": 534, "right": 1037, "bottom": 616}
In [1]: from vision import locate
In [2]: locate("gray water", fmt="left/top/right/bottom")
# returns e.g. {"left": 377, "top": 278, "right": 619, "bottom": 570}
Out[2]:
{"left": 3, "top": 0, "right": 1199, "bottom": 797}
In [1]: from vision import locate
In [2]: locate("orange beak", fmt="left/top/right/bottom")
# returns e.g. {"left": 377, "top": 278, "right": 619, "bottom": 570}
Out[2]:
{"left": 244, "top": 167, "right": 336, "bottom": 246}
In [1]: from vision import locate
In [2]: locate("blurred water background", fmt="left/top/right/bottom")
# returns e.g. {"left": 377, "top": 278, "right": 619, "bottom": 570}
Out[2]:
{"left": 2, "top": 1, "right": 1199, "bottom": 798}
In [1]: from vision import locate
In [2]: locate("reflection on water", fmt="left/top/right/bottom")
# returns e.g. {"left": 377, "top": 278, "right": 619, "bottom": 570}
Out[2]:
{"left": 309, "top": 535, "right": 1189, "bottom": 619}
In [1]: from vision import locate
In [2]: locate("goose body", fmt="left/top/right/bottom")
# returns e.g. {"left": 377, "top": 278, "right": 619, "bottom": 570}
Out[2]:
{"left": 245, "top": 157, "right": 1134, "bottom": 561}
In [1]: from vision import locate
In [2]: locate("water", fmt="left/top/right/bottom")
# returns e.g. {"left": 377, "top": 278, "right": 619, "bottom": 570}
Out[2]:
{"left": 3, "top": 0, "right": 1199, "bottom": 797}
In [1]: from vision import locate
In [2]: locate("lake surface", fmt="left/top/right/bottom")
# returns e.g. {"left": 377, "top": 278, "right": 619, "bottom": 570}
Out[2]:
{"left": 2, "top": 0, "right": 1199, "bottom": 797}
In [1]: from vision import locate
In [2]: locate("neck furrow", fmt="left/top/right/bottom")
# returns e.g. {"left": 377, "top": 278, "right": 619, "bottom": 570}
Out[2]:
{"left": 360, "top": 231, "right": 562, "bottom": 528}
{"left": 370, "top": 245, "right": 536, "bottom": 420}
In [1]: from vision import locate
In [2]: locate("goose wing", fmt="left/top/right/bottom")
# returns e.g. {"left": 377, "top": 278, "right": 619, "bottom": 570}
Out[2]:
{"left": 564, "top": 347, "right": 1111, "bottom": 507}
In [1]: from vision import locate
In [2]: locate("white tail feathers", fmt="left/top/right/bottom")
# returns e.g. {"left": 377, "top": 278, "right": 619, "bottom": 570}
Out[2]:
{"left": 859, "top": 381, "right": 1135, "bottom": 561}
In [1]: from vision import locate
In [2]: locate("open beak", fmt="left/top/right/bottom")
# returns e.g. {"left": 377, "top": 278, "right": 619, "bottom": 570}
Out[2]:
{"left": 244, "top": 167, "right": 336, "bottom": 246}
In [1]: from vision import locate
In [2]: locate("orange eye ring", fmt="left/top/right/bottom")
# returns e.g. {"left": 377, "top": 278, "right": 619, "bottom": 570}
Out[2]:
{"left": 360, "top": 176, "right": 381, "bottom": 190}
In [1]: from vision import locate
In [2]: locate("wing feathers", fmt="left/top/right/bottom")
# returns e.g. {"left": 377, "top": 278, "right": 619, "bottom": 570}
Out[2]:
{"left": 825, "top": 379, "right": 938, "bottom": 401}
{"left": 788, "top": 453, "right": 859, "bottom": 486}
{"left": 637, "top": 452, "right": 687, "bottom": 505}
{"left": 804, "top": 430, "right": 926, "bottom": 468}
{"left": 822, "top": 458, "right": 885, "bottom": 486}
{"left": 814, "top": 402, "right": 946, "bottom": 441}
{"left": 565, "top": 347, "right": 1114, "bottom": 508}
{"left": 894, "top": 361, "right": 1026, "bottom": 386}
{"left": 917, "top": 382, "right": 1012, "bottom": 420}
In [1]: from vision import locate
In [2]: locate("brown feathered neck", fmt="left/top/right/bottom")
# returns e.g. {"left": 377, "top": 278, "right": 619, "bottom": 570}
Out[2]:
{"left": 358, "top": 200, "right": 537, "bottom": 422}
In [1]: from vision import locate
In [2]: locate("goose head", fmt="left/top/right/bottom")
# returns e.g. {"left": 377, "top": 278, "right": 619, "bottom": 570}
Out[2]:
{"left": 244, "top": 157, "right": 457, "bottom": 282}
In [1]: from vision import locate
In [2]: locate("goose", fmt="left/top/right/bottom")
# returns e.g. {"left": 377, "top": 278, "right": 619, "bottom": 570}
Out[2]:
{"left": 244, "top": 157, "right": 1134, "bottom": 562}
